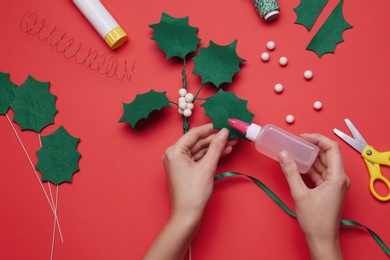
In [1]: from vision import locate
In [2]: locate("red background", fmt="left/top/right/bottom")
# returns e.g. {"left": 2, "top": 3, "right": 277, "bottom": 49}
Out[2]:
{"left": 1, "top": 0, "right": 390, "bottom": 259}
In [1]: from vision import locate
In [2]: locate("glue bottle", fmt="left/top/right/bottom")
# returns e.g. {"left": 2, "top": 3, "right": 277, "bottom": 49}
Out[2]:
{"left": 228, "top": 118, "right": 319, "bottom": 173}
{"left": 73, "top": 0, "right": 127, "bottom": 49}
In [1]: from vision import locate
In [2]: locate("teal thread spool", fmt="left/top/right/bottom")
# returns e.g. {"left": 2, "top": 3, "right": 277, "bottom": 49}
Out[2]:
{"left": 253, "top": 0, "right": 280, "bottom": 22}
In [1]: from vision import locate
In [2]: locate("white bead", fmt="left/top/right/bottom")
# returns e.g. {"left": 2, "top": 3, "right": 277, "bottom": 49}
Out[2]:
{"left": 184, "top": 93, "right": 194, "bottom": 103}
{"left": 178, "top": 97, "right": 185, "bottom": 103}
{"left": 304, "top": 70, "right": 313, "bottom": 80}
{"left": 313, "top": 101, "right": 322, "bottom": 110}
{"left": 179, "top": 88, "right": 187, "bottom": 97}
{"left": 178, "top": 108, "right": 184, "bottom": 114}
{"left": 266, "top": 41, "right": 275, "bottom": 50}
{"left": 187, "top": 103, "right": 194, "bottom": 110}
{"left": 279, "top": 56, "right": 288, "bottom": 66}
{"left": 274, "top": 83, "right": 283, "bottom": 93}
{"left": 183, "top": 108, "right": 192, "bottom": 117}
{"left": 261, "top": 52, "right": 270, "bottom": 62}
{"left": 286, "top": 115, "right": 294, "bottom": 124}
{"left": 179, "top": 101, "right": 187, "bottom": 110}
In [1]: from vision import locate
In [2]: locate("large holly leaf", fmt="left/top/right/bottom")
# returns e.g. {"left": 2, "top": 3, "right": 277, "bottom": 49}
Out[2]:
{"left": 149, "top": 12, "right": 200, "bottom": 60}
{"left": 10, "top": 75, "right": 58, "bottom": 133}
{"left": 193, "top": 40, "right": 245, "bottom": 88}
{"left": 294, "top": 0, "right": 328, "bottom": 31}
{"left": 119, "top": 89, "right": 171, "bottom": 127}
{"left": 306, "top": 0, "right": 352, "bottom": 57}
{"left": 0, "top": 72, "right": 17, "bottom": 115}
{"left": 36, "top": 126, "right": 81, "bottom": 185}
{"left": 201, "top": 89, "right": 254, "bottom": 139}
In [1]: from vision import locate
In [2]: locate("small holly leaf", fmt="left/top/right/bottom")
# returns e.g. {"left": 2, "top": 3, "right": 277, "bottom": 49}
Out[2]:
{"left": 201, "top": 89, "right": 254, "bottom": 139}
{"left": 0, "top": 72, "right": 17, "bottom": 115}
{"left": 119, "top": 89, "right": 172, "bottom": 128}
{"left": 150, "top": 12, "right": 200, "bottom": 60}
{"left": 306, "top": 0, "right": 352, "bottom": 57}
{"left": 36, "top": 126, "right": 81, "bottom": 185}
{"left": 10, "top": 75, "right": 58, "bottom": 133}
{"left": 193, "top": 40, "right": 246, "bottom": 88}
{"left": 294, "top": 0, "right": 328, "bottom": 31}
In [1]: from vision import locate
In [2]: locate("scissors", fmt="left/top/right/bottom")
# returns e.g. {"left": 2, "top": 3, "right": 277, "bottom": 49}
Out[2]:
{"left": 334, "top": 119, "right": 390, "bottom": 201}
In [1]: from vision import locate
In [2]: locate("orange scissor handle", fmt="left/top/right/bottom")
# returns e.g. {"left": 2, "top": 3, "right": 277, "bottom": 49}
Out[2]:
{"left": 365, "top": 159, "right": 390, "bottom": 201}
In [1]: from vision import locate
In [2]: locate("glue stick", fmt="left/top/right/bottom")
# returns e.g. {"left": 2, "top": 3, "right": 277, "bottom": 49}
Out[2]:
{"left": 228, "top": 118, "right": 319, "bottom": 173}
{"left": 73, "top": 0, "right": 127, "bottom": 49}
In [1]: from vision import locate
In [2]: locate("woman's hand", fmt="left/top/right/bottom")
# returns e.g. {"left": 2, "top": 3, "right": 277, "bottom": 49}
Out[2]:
{"left": 278, "top": 133, "right": 350, "bottom": 260}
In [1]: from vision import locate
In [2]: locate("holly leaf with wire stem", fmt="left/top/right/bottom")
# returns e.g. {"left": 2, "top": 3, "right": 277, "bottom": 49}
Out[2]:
{"left": 201, "top": 89, "right": 254, "bottom": 139}
{"left": 10, "top": 75, "right": 58, "bottom": 133}
{"left": 119, "top": 90, "right": 172, "bottom": 127}
{"left": 0, "top": 72, "right": 17, "bottom": 115}
{"left": 36, "top": 126, "right": 81, "bottom": 185}
{"left": 150, "top": 12, "right": 200, "bottom": 60}
{"left": 193, "top": 40, "right": 245, "bottom": 88}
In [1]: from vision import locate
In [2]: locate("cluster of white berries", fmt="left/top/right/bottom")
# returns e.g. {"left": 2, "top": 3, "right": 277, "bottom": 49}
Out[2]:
{"left": 177, "top": 88, "right": 195, "bottom": 117}
{"left": 260, "top": 41, "right": 322, "bottom": 124}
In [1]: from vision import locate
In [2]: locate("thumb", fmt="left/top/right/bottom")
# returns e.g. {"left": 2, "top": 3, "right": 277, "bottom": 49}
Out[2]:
{"left": 202, "top": 128, "right": 229, "bottom": 170}
{"left": 278, "top": 151, "right": 306, "bottom": 196}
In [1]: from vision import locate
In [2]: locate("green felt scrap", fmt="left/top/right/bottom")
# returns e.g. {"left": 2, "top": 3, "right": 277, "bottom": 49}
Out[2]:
{"left": 193, "top": 40, "right": 246, "bottom": 88}
{"left": 36, "top": 126, "right": 81, "bottom": 185}
{"left": 149, "top": 12, "right": 201, "bottom": 60}
{"left": 201, "top": 89, "right": 254, "bottom": 139}
{"left": 307, "top": 0, "right": 352, "bottom": 57}
{"left": 10, "top": 75, "right": 58, "bottom": 133}
{"left": 294, "top": 0, "right": 328, "bottom": 31}
{"left": 0, "top": 72, "right": 17, "bottom": 115}
{"left": 119, "top": 89, "right": 171, "bottom": 128}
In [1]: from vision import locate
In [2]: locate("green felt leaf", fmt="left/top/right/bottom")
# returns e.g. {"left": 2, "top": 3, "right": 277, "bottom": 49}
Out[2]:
{"left": 294, "top": 0, "right": 328, "bottom": 31}
{"left": 307, "top": 0, "right": 352, "bottom": 57}
{"left": 193, "top": 40, "right": 246, "bottom": 88}
{"left": 201, "top": 89, "right": 254, "bottom": 139}
{"left": 36, "top": 126, "right": 81, "bottom": 185}
{"left": 10, "top": 75, "right": 58, "bottom": 133}
{"left": 119, "top": 89, "right": 172, "bottom": 128}
{"left": 149, "top": 12, "right": 201, "bottom": 60}
{"left": 0, "top": 72, "right": 17, "bottom": 115}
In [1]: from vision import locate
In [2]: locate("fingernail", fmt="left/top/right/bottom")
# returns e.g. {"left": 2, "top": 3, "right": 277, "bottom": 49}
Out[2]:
{"left": 217, "top": 128, "right": 229, "bottom": 141}
{"left": 278, "top": 151, "right": 291, "bottom": 166}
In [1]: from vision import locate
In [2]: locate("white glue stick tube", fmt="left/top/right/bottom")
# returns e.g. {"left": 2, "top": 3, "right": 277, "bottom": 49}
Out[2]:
{"left": 73, "top": 0, "right": 127, "bottom": 49}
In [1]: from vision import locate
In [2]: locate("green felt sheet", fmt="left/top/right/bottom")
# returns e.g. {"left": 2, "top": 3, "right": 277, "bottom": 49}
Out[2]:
{"left": 294, "top": 0, "right": 328, "bottom": 31}
{"left": 307, "top": 0, "right": 352, "bottom": 57}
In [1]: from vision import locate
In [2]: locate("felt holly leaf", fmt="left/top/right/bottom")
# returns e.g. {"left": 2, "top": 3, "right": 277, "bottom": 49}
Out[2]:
{"left": 10, "top": 75, "right": 58, "bottom": 133}
{"left": 0, "top": 72, "right": 17, "bottom": 115}
{"left": 119, "top": 89, "right": 171, "bottom": 128}
{"left": 36, "top": 126, "right": 81, "bottom": 185}
{"left": 149, "top": 12, "right": 200, "bottom": 60}
{"left": 294, "top": 0, "right": 328, "bottom": 31}
{"left": 307, "top": 0, "right": 352, "bottom": 57}
{"left": 201, "top": 89, "right": 254, "bottom": 139}
{"left": 193, "top": 40, "right": 246, "bottom": 88}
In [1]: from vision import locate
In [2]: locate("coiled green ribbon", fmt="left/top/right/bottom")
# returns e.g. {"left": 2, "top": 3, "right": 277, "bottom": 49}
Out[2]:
{"left": 214, "top": 171, "right": 390, "bottom": 257}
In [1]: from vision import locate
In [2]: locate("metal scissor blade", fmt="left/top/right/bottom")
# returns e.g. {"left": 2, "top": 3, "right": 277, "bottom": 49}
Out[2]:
{"left": 333, "top": 128, "right": 367, "bottom": 153}
{"left": 345, "top": 119, "right": 368, "bottom": 145}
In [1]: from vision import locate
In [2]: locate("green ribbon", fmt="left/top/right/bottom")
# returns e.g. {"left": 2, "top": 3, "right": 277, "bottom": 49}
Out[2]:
{"left": 214, "top": 171, "right": 390, "bottom": 257}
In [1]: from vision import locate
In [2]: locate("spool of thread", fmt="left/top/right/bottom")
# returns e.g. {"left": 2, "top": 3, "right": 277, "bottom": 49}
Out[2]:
{"left": 73, "top": 0, "right": 127, "bottom": 49}
{"left": 253, "top": 0, "right": 280, "bottom": 22}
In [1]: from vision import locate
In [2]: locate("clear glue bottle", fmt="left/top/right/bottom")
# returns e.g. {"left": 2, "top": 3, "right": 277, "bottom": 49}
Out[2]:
{"left": 228, "top": 118, "right": 319, "bottom": 173}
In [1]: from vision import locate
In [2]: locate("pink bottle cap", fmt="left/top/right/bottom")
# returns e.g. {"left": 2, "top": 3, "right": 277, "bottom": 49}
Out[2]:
{"left": 228, "top": 118, "right": 250, "bottom": 134}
